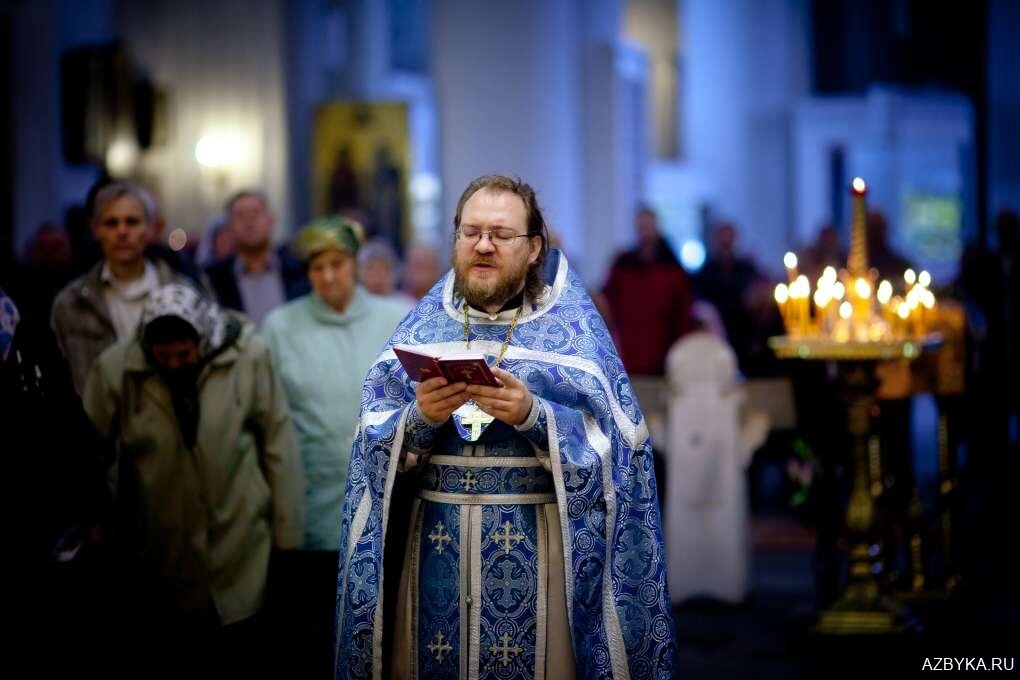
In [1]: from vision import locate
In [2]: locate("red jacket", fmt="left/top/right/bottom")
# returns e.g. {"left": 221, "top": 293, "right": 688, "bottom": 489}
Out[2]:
{"left": 603, "top": 249, "right": 694, "bottom": 376}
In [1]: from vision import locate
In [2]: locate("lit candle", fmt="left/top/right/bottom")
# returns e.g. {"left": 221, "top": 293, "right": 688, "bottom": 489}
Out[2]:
{"left": 784, "top": 251, "right": 799, "bottom": 284}
{"left": 795, "top": 275, "right": 810, "bottom": 337}
{"left": 876, "top": 280, "right": 893, "bottom": 305}
{"left": 853, "top": 276, "right": 872, "bottom": 321}
{"left": 897, "top": 300, "right": 910, "bottom": 338}
{"left": 813, "top": 286, "right": 832, "bottom": 333}
{"left": 774, "top": 283, "right": 790, "bottom": 332}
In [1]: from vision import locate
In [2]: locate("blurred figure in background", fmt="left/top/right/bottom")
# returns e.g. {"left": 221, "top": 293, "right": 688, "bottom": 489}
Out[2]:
{"left": 694, "top": 222, "right": 759, "bottom": 372}
{"left": 51, "top": 182, "right": 193, "bottom": 394}
{"left": 204, "top": 190, "right": 309, "bottom": 328}
{"left": 2, "top": 286, "right": 111, "bottom": 676}
{"left": 7, "top": 222, "right": 76, "bottom": 341}
{"left": 958, "top": 209, "right": 1020, "bottom": 588}
{"left": 357, "top": 237, "right": 403, "bottom": 299}
{"left": 799, "top": 223, "right": 845, "bottom": 283}
{"left": 664, "top": 302, "right": 769, "bottom": 604}
{"left": 603, "top": 205, "right": 694, "bottom": 375}
{"left": 82, "top": 284, "right": 304, "bottom": 678}
{"left": 263, "top": 217, "right": 408, "bottom": 678}
{"left": 866, "top": 210, "right": 913, "bottom": 281}
{"left": 399, "top": 242, "right": 443, "bottom": 302}
{"left": 195, "top": 215, "right": 237, "bottom": 269}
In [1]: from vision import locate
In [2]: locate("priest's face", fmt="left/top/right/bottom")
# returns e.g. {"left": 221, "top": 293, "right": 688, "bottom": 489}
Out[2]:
{"left": 453, "top": 189, "right": 541, "bottom": 311}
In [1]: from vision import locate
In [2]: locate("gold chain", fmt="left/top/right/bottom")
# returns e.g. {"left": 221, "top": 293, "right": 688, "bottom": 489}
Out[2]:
{"left": 462, "top": 302, "right": 524, "bottom": 367}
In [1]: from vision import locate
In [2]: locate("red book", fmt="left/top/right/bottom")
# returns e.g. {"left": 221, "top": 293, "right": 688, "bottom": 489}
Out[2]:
{"left": 393, "top": 345, "right": 500, "bottom": 386}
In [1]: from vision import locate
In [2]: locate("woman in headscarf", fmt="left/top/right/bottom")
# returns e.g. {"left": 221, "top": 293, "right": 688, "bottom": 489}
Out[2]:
{"left": 81, "top": 283, "right": 304, "bottom": 676}
{"left": 261, "top": 216, "right": 410, "bottom": 677}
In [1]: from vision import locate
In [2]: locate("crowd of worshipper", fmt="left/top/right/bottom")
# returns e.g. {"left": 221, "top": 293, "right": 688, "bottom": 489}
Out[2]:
{"left": 4, "top": 175, "right": 1017, "bottom": 678}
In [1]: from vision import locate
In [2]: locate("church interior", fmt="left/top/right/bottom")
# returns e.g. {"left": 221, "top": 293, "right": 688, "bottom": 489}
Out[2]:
{"left": 3, "top": 0, "right": 1018, "bottom": 677}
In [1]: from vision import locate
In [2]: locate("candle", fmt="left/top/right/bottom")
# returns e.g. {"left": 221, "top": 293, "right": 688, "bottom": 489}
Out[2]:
{"left": 784, "top": 251, "right": 799, "bottom": 284}
{"left": 774, "top": 283, "right": 790, "bottom": 332}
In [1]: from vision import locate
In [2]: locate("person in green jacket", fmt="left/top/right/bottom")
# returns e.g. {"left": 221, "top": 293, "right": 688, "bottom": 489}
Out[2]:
{"left": 82, "top": 283, "right": 304, "bottom": 677}
{"left": 262, "top": 216, "right": 410, "bottom": 677}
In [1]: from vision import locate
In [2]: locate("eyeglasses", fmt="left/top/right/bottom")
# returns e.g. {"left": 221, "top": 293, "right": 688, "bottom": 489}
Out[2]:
{"left": 457, "top": 225, "right": 531, "bottom": 246}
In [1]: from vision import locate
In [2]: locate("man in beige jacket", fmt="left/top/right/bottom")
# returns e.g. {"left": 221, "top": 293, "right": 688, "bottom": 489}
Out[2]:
{"left": 83, "top": 283, "right": 304, "bottom": 676}
{"left": 52, "top": 181, "right": 193, "bottom": 394}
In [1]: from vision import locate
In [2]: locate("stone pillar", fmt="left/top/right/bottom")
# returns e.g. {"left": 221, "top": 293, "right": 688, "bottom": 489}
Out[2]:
{"left": 681, "top": 0, "right": 809, "bottom": 273}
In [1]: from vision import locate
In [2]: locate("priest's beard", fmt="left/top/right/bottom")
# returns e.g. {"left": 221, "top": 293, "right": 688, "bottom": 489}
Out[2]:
{"left": 453, "top": 250, "right": 530, "bottom": 311}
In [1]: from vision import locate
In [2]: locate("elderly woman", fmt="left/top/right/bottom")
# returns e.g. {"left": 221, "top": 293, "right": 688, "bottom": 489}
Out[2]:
{"left": 261, "top": 216, "right": 410, "bottom": 677}
{"left": 82, "top": 283, "right": 304, "bottom": 674}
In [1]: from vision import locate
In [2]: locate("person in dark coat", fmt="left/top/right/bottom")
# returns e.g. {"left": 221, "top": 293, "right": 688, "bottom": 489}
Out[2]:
{"left": 204, "top": 190, "right": 309, "bottom": 328}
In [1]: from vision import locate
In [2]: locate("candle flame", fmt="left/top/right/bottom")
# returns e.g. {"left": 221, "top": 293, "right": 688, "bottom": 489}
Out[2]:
{"left": 877, "top": 280, "right": 893, "bottom": 305}
{"left": 918, "top": 270, "right": 931, "bottom": 288}
{"left": 904, "top": 268, "right": 917, "bottom": 285}
{"left": 832, "top": 281, "right": 845, "bottom": 300}
{"left": 897, "top": 302, "right": 910, "bottom": 319}
{"left": 852, "top": 177, "right": 867, "bottom": 194}
{"left": 822, "top": 266, "right": 837, "bottom": 283}
{"left": 839, "top": 301, "right": 852, "bottom": 319}
{"left": 813, "top": 288, "right": 832, "bottom": 308}
{"left": 854, "top": 278, "right": 871, "bottom": 299}
{"left": 774, "top": 283, "right": 789, "bottom": 304}
{"left": 784, "top": 252, "right": 798, "bottom": 269}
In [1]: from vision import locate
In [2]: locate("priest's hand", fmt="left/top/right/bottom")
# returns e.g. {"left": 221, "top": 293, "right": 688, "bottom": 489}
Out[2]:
{"left": 466, "top": 368, "right": 533, "bottom": 426}
{"left": 417, "top": 377, "right": 469, "bottom": 424}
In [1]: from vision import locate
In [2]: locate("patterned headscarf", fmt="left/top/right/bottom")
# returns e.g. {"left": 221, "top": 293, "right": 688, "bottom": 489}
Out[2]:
{"left": 0, "top": 288, "right": 20, "bottom": 362}
{"left": 292, "top": 215, "right": 364, "bottom": 261}
{"left": 138, "top": 284, "right": 239, "bottom": 359}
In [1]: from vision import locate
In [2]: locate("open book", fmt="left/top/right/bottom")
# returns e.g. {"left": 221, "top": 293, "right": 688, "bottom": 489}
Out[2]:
{"left": 393, "top": 344, "right": 500, "bottom": 386}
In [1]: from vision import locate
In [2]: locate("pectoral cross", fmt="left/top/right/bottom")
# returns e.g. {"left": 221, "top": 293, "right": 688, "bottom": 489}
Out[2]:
{"left": 488, "top": 632, "right": 523, "bottom": 667}
{"left": 427, "top": 631, "right": 452, "bottom": 664}
{"left": 427, "top": 521, "right": 452, "bottom": 554}
{"left": 461, "top": 403, "right": 495, "bottom": 441}
{"left": 490, "top": 520, "right": 526, "bottom": 555}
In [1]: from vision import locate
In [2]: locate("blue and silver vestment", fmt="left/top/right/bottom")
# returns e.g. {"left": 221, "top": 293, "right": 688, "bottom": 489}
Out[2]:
{"left": 335, "top": 251, "right": 677, "bottom": 679}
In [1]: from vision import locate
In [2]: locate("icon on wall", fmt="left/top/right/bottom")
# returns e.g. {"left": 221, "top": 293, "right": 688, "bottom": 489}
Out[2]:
{"left": 313, "top": 102, "right": 411, "bottom": 254}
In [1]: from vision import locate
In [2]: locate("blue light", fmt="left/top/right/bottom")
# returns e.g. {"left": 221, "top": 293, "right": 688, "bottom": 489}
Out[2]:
{"left": 680, "top": 239, "right": 706, "bottom": 272}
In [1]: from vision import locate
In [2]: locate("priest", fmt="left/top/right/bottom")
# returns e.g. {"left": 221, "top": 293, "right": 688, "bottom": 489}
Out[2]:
{"left": 335, "top": 175, "right": 676, "bottom": 679}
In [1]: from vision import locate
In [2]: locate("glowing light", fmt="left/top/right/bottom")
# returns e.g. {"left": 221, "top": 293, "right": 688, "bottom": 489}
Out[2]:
{"left": 168, "top": 228, "right": 188, "bottom": 252}
{"left": 774, "top": 283, "right": 789, "bottom": 304}
{"left": 813, "top": 288, "right": 832, "bottom": 308}
{"left": 106, "top": 137, "right": 139, "bottom": 176}
{"left": 680, "top": 240, "right": 707, "bottom": 272}
{"left": 854, "top": 278, "right": 871, "bottom": 299}
{"left": 822, "top": 266, "right": 837, "bottom": 283}
{"left": 791, "top": 275, "right": 810, "bottom": 298}
{"left": 922, "top": 290, "right": 936, "bottom": 309}
{"left": 852, "top": 177, "right": 867, "bottom": 194}
{"left": 904, "top": 268, "right": 917, "bottom": 286}
{"left": 877, "top": 280, "right": 893, "bottom": 305}
{"left": 832, "top": 281, "right": 846, "bottom": 300}
{"left": 897, "top": 302, "right": 910, "bottom": 320}
{"left": 839, "top": 301, "right": 852, "bottom": 319}
{"left": 918, "top": 270, "right": 931, "bottom": 288}
{"left": 195, "top": 133, "right": 248, "bottom": 169}
{"left": 784, "top": 252, "right": 798, "bottom": 270}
